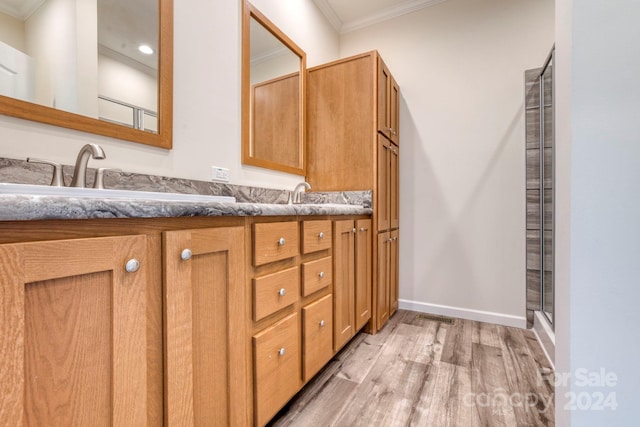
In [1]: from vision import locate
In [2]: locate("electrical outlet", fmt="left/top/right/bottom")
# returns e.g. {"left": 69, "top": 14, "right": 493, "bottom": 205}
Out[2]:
{"left": 211, "top": 166, "right": 230, "bottom": 182}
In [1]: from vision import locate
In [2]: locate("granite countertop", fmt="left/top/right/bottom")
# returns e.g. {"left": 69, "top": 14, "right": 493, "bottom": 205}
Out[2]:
{"left": 0, "top": 158, "right": 372, "bottom": 221}
{"left": 0, "top": 194, "right": 372, "bottom": 221}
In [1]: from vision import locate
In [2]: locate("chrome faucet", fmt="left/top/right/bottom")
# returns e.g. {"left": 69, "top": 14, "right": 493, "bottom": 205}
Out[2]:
{"left": 70, "top": 144, "right": 106, "bottom": 187}
{"left": 289, "top": 181, "right": 311, "bottom": 204}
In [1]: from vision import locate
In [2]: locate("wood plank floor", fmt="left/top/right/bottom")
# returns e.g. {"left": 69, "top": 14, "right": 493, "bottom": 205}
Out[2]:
{"left": 269, "top": 310, "right": 554, "bottom": 427}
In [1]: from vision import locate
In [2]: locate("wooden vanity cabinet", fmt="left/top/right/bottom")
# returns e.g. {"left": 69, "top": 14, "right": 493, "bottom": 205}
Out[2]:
{"left": 308, "top": 50, "right": 400, "bottom": 333}
{"left": 0, "top": 234, "right": 152, "bottom": 426}
{"left": 0, "top": 214, "right": 369, "bottom": 427}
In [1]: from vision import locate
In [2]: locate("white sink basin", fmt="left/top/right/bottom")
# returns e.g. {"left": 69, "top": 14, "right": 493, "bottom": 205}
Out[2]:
{"left": 0, "top": 183, "right": 236, "bottom": 203}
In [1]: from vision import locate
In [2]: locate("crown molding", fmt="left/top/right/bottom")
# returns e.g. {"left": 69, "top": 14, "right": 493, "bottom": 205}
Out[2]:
{"left": 311, "top": 0, "right": 343, "bottom": 33}
{"left": 0, "top": 0, "right": 45, "bottom": 20}
{"left": 342, "top": 0, "right": 448, "bottom": 33}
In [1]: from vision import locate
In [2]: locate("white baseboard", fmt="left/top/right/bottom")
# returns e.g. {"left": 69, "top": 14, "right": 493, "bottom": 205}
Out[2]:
{"left": 398, "top": 299, "right": 527, "bottom": 329}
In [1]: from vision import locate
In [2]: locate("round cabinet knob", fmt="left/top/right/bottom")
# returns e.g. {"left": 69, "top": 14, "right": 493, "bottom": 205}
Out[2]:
{"left": 319, "top": 231, "right": 324, "bottom": 239}
{"left": 278, "top": 237, "right": 286, "bottom": 246}
{"left": 181, "top": 249, "right": 192, "bottom": 261}
{"left": 278, "top": 348, "right": 286, "bottom": 357}
{"left": 360, "top": 227, "right": 366, "bottom": 232}
{"left": 318, "top": 271, "right": 325, "bottom": 279}
{"left": 352, "top": 228, "right": 357, "bottom": 234}
{"left": 319, "top": 320, "right": 326, "bottom": 327}
{"left": 125, "top": 259, "right": 140, "bottom": 273}
{"left": 278, "top": 288, "right": 286, "bottom": 296}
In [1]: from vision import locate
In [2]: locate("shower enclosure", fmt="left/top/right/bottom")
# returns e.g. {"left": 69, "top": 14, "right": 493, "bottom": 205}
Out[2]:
{"left": 525, "top": 47, "right": 554, "bottom": 328}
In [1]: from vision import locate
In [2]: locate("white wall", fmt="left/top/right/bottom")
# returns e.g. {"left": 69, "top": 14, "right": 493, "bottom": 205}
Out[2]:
{"left": 0, "top": 0, "right": 339, "bottom": 189}
{"left": 0, "top": 11, "right": 25, "bottom": 52}
{"left": 98, "top": 53, "right": 158, "bottom": 131}
{"left": 555, "top": 0, "right": 640, "bottom": 425}
{"left": 340, "top": 0, "right": 554, "bottom": 323}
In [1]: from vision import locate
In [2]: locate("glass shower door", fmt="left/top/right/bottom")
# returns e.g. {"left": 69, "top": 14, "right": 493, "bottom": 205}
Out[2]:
{"left": 540, "top": 49, "right": 554, "bottom": 324}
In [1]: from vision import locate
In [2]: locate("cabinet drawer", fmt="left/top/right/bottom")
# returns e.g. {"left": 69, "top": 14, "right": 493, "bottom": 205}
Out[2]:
{"left": 253, "top": 312, "right": 301, "bottom": 427}
{"left": 301, "top": 220, "right": 332, "bottom": 254}
{"left": 253, "top": 221, "right": 300, "bottom": 266}
{"left": 301, "top": 257, "right": 332, "bottom": 297}
{"left": 253, "top": 267, "right": 300, "bottom": 321}
{"left": 302, "top": 294, "right": 333, "bottom": 381}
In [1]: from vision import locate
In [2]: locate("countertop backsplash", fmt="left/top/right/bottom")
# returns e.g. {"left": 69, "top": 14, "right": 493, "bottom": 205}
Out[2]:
{"left": 0, "top": 157, "right": 371, "bottom": 207}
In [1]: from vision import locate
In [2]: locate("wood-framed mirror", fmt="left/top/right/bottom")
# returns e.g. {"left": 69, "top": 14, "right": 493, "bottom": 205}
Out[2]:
{"left": 242, "top": 0, "right": 306, "bottom": 175}
{"left": 0, "top": 0, "right": 173, "bottom": 149}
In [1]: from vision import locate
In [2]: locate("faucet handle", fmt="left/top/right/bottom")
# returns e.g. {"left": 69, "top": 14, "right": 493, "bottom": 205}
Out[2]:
{"left": 27, "top": 158, "right": 64, "bottom": 187}
{"left": 93, "top": 168, "right": 121, "bottom": 189}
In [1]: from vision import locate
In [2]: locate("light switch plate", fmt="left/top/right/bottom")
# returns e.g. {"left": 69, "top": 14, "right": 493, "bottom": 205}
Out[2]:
{"left": 211, "top": 166, "right": 230, "bottom": 182}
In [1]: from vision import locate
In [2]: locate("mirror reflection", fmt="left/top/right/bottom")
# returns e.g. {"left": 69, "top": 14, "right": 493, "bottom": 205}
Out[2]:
{"left": 0, "top": 0, "right": 158, "bottom": 132}
{"left": 242, "top": 1, "right": 306, "bottom": 175}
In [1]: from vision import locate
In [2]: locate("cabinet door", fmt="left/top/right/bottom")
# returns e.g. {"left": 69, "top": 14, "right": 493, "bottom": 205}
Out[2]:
{"left": 377, "top": 56, "right": 392, "bottom": 139}
{"left": 389, "top": 230, "right": 399, "bottom": 316}
{"left": 377, "top": 134, "right": 391, "bottom": 231}
{"left": 333, "top": 220, "right": 355, "bottom": 351}
{"left": 355, "top": 219, "right": 372, "bottom": 330}
{"left": 302, "top": 294, "right": 333, "bottom": 381}
{"left": 164, "top": 227, "right": 247, "bottom": 427}
{"left": 0, "top": 235, "right": 150, "bottom": 426}
{"left": 390, "top": 77, "right": 400, "bottom": 145}
{"left": 376, "top": 232, "right": 390, "bottom": 330}
{"left": 390, "top": 143, "right": 399, "bottom": 229}
{"left": 253, "top": 312, "right": 300, "bottom": 427}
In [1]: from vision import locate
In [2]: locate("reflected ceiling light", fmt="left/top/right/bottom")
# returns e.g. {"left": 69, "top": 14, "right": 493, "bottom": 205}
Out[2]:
{"left": 138, "top": 45, "right": 154, "bottom": 55}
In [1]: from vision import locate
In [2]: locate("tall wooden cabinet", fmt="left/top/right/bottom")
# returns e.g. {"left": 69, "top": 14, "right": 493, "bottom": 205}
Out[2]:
{"left": 308, "top": 50, "right": 400, "bottom": 332}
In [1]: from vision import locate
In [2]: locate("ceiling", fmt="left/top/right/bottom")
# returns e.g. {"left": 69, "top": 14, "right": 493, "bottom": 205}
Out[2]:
{"left": 312, "top": 0, "right": 448, "bottom": 34}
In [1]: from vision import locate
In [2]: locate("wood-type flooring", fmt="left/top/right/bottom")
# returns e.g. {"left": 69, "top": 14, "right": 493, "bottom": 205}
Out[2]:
{"left": 269, "top": 310, "right": 554, "bottom": 427}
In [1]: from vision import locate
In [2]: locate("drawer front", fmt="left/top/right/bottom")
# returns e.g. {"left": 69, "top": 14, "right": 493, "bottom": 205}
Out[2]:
{"left": 301, "top": 257, "right": 332, "bottom": 297}
{"left": 301, "top": 220, "right": 332, "bottom": 254}
{"left": 302, "top": 294, "right": 333, "bottom": 381}
{"left": 253, "top": 312, "right": 301, "bottom": 427}
{"left": 253, "top": 222, "right": 300, "bottom": 266}
{"left": 253, "top": 267, "right": 300, "bottom": 322}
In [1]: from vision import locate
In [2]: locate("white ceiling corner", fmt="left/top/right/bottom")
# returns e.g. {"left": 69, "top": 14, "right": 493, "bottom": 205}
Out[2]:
{"left": 312, "top": 0, "right": 343, "bottom": 33}
{"left": 315, "top": 0, "right": 449, "bottom": 35}
{"left": 0, "top": 0, "right": 45, "bottom": 20}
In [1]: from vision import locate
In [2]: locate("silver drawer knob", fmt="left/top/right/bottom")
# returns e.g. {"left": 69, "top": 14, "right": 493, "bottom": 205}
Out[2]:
{"left": 319, "top": 320, "right": 326, "bottom": 327}
{"left": 352, "top": 228, "right": 356, "bottom": 234}
{"left": 278, "top": 237, "right": 286, "bottom": 246}
{"left": 360, "top": 227, "right": 366, "bottom": 232}
{"left": 278, "top": 348, "right": 286, "bottom": 356}
{"left": 125, "top": 259, "right": 140, "bottom": 273}
{"left": 319, "top": 231, "right": 324, "bottom": 239}
{"left": 181, "top": 248, "right": 192, "bottom": 261}
{"left": 278, "top": 288, "right": 286, "bottom": 296}
{"left": 318, "top": 271, "right": 325, "bottom": 279}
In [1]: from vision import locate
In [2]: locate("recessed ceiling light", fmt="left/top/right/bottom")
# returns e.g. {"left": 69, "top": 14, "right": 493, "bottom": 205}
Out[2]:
{"left": 138, "top": 45, "right": 154, "bottom": 55}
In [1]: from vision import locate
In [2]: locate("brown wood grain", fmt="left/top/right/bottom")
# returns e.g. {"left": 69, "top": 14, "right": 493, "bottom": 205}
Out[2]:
{"left": 253, "top": 267, "right": 300, "bottom": 321}
{"left": 355, "top": 219, "right": 372, "bottom": 330}
{"left": 253, "top": 222, "right": 300, "bottom": 266}
{"left": 301, "top": 257, "right": 332, "bottom": 297}
{"left": 301, "top": 220, "right": 332, "bottom": 254}
{"left": 302, "top": 294, "right": 334, "bottom": 381}
{"left": 333, "top": 220, "right": 355, "bottom": 351}
{"left": 253, "top": 312, "right": 301, "bottom": 427}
